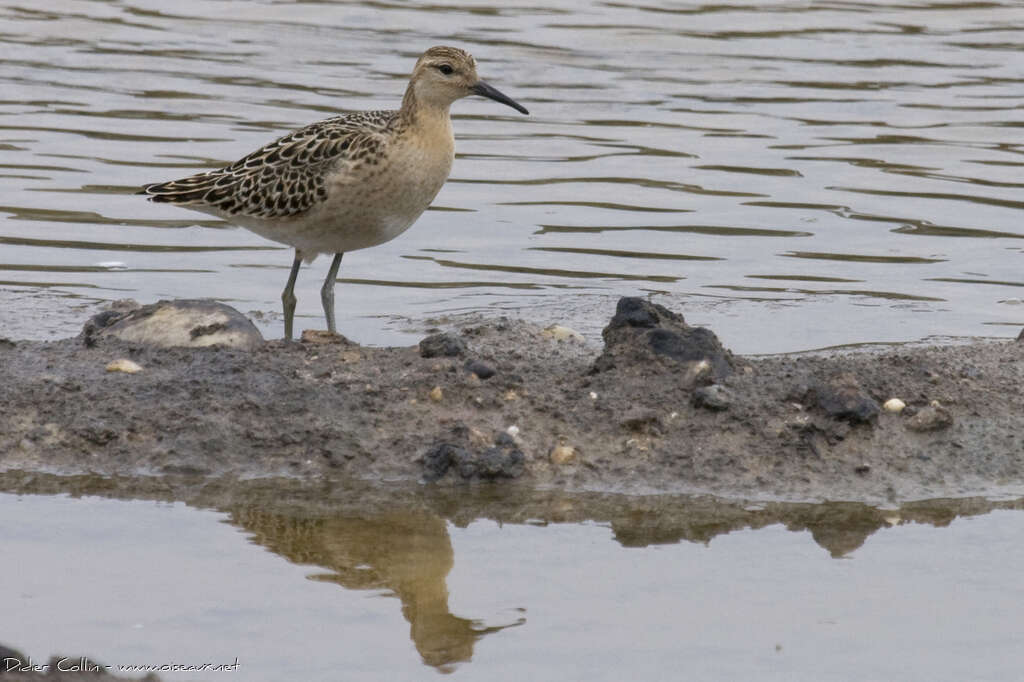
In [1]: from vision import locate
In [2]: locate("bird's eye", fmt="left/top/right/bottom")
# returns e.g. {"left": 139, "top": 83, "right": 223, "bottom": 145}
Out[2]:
{"left": 437, "top": 64, "right": 454, "bottom": 75}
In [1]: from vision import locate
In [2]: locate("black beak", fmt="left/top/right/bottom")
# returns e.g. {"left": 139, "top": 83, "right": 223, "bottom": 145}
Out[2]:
{"left": 471, "top": 80, "right": 529, "bottom": 115}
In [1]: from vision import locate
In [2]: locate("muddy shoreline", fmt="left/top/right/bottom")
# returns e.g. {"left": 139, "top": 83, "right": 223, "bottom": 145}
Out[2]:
{"left": 1, "top": 296, "right": 1022, "bottom": 504}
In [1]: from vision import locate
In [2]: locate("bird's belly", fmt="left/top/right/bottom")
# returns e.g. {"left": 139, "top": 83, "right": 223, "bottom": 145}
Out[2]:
{"left": 284, "top": 144, "right": 451, "bottom": 256}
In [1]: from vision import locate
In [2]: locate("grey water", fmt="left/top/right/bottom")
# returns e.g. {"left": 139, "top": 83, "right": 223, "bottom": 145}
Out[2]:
{"left": 1, "top": 1, "right": 1022, "bottom": 352}
{"left": 2, "top": 490, "right": 1023, "bottom": 681}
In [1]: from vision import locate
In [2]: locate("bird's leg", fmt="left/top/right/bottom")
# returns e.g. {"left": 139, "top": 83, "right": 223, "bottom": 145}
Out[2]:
{"left": 282, "top": 251, "right": 303, "bottom": 341}
{"left": 321, "top": 252, "right": 344, "bottom": 334}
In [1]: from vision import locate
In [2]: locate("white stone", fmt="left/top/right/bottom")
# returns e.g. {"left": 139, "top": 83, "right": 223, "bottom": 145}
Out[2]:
{"left": 105, "top": 358, "right": 143, "bottom": 374}
{"left": 541, "top": 324, "right": 584, "bottom": 342}
{"left": 883, "top": 398, "right": 906, "bottom": 413}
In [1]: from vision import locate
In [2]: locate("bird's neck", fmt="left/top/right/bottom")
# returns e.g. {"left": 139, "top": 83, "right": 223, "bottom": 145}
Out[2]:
{"left": 399, "top": 83, "right": 453, "bottom": 136}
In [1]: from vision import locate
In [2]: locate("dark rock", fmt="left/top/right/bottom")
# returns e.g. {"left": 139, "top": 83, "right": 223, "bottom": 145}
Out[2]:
{"left": 452, "top": 447, "right": 478, "bottom": 478}
{"left": 478, "top": 446, "right": 525, "bottom": 479}
{"left": 593, "top": 297, "right": 735, "bottom": 383}
{"left": 1018, "top": 327, "right": 1024, "bottom": 342}
{"left": 606, "top": 296, "right": 679, "bottom": 329}
{"left": 421, "top": 433, "right": 524, "bottom": 482}
{"left": 648, "top": 328, "right": 720, "bottom": 365}
{"left": 422, "top": 443, "right": 468, "bottom": 482}
{"left": 905, "top": 405, "right": 954, "bottom": 432}
{"left": 0, "top": 337, "right": 16, "bottom": 349}
{"left": 465, "top": 360, "right": 496, "bottom": 379}
{"left": 419, "top": 332, "right": 467, "bottom": 358}
{"left": 495, "top": 431, "right": 517, "bottom": 447}
{"left": 803, "top": 373, "right": 880, "bottom": 424}
{"left": 693, "top": 384, "right": 733, "bottom": 411}
{"left": 620, "top": 408, "right": 662, "bottom": 433}
{"left": 477, "top": 432, "right": 524, "bottom": 478}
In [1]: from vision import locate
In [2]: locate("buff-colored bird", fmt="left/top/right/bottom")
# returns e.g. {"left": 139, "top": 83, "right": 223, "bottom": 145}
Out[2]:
{"left": 140, "top": 47, "right": 528, "bottom": 340}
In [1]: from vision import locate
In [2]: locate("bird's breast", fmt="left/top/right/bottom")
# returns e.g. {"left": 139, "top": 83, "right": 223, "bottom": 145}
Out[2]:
{"left": 320, "top": 128, "right": 452, "bottom": 244}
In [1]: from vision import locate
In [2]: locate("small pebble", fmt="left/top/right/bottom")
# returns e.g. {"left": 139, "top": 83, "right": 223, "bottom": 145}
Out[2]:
{"left": 808, "top": 374, "right": 879, "bottom": 423}
{"left": 620, "top": 409, "right": 661, "bottom": 432}
{"left": 550, "top": 445, "right": 578, "bottom": 465}
{"left": 883, "top": 398, "right": 906, "bottom": 413}
{"left": 464, "top": 360, "right": 495, "bottom": 380}
{"left": 506, "top": 424, "right": 520, "bottom": 438}
{"left": 683, "top": 359, "right": 713, "bottom": 385}
{"left": 419, "top": 332, "right": 466, "bottom": 358}
{"left": 589, "top": 391, "right": 598, "bottom": 400}
{"left": 541, "top": 324, "right": 585, "bottom": 342}
{"left": 906, "top": 405, "right": 953, "bottom": 432}
{"left": 428, "top": 386, "right": 443, "bottom": 402}
{"left": 105, "top": 358, "right": 142, "bottom": 374}
{"left": 692, "top": 384, "right": 732, "bottom": 411}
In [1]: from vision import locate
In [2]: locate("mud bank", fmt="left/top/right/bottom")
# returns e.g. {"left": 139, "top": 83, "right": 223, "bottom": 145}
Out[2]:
{"left": 1, "top": 297, "right": 1022, "bottom": 503}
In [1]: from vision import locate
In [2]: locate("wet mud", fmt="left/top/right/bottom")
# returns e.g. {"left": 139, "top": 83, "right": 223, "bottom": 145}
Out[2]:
{"left": 1, "top": 297, "right": 1022, "bottom": 504}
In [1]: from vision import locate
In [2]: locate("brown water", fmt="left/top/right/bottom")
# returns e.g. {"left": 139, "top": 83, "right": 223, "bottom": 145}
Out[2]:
{"left": 2, "top": 488, "right": 1023, "bottom": 681}
{"left": 1, "top": 1, "right": 1022, "bottom": 352}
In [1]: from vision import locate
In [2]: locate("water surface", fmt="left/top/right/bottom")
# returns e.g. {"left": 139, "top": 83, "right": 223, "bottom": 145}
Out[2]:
{"left": 2, "top": 1, "right": 1023, "bottom": 352}
{"left": 2, "top": 488, "right": 1022, "bottom": 681}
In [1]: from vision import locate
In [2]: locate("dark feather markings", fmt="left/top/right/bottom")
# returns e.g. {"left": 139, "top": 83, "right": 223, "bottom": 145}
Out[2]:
{"left": 139, "top": 110, "right": 400, "bottom": 219}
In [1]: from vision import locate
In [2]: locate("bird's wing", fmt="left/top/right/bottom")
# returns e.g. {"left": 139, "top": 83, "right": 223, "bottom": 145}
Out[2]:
{"left": 138, "top": 112, "right": 396, "bottom": 219}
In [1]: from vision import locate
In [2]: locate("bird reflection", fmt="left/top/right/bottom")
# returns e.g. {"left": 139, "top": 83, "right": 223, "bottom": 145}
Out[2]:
{"left": 227, "top": 507, "right": 522, "bottom": 670}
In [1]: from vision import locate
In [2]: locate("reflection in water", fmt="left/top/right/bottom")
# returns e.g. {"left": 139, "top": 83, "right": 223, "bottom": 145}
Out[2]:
{"left": 597, "top": 496, "right": 1024, "bottom": 558}
{"left": 226, "top": 491, "right": 1024, "bottom": 569}
{"left": 2, "top": 473, "right": 1024, "bottom": 676}
{"left": 228, "top": 507, "right": 522, "bottom": 670}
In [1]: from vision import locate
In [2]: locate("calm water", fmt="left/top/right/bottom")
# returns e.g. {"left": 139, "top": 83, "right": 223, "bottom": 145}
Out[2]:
{"left": 2, "top": 489, "right": 1023, "bottom": 681}
{"left": 1, "top": 1, "right": 1022, "bottom": 352}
